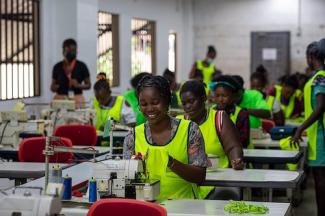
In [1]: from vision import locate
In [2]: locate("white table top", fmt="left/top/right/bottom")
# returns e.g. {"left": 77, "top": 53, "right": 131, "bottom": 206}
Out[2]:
{"left": 20, "top": 162, "right": 303, "bottom": 191}
{"left": 203, "top": 168, "right": 303, "bottom": 188}
{"left": 97, "top": 130, "right": 129, "bottom": 137}
{"left": 60, "top": 199, "right": 291, "bottom": 216}
{"left": 253, "top": 137, "right": 308, "bottom": 148}
{"left": 23, "top": 162, "right": 94, "bottom": 189}
{"left": 243, "top": 149, "right": 303, "bottom": 164}
{"left": 0, "top": 162, "right": 70, "bottom": 178}
{"left": 162, "top": 199, "right": 291, "bottom": 216}
{"left": 209, "top": 149, "right": 302, "bottom": 164}
{"left": 0, "top": 146, "right": 110, "bottom": 158}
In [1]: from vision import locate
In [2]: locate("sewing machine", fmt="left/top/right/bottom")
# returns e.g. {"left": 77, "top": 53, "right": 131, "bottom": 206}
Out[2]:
{"left": 0, "top": 111, "right": 45, "bottom": 148}
{"left": 0, "top": 185, "right": 62, "bottom": 216}
{"left": 92, "top": 159, "right": 160, "bottom": 201}
{"left": 41, "top": 107, "right": 95, "bottom": 129}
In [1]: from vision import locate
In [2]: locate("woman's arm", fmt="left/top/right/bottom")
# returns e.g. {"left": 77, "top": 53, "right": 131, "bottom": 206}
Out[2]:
{"left": 247, "top": 109, "right": 271, "bottom": 119}
{"left": 235, "top": 109, "right": 250, "bottom": 148}
{"left": 168, "top": 158, "right": 206, "bottom": 184}
{"left": 123, "top": 131, "right": 135, "bottom": 159}
{"left": 273, "top": 110, "right": 285, "bottom": 126}
{"left": 168, "top": 122, "right": 207, "bottom": 184}
{"left": 293, "top": 93, "right": 325, "bottom": 142}
{"left": 71, "top": 77, "right": 91, "bottom": 90}
{"left": 219, "top": 111, "right": 244, "bottom": 170}
{"left": 50, "top": 79, "right": 59, "bottom": 93}
{"left": 189, "top": 63, "right": 197, "bottom": 79}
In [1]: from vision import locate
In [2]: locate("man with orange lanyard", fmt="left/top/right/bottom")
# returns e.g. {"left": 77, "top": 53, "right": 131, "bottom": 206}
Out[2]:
{"left": 51, "top": 38, "right": 91, "bottom": 108}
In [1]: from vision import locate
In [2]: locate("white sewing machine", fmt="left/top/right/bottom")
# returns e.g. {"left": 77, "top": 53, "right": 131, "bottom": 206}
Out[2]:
{"left": 0, "top": 111, "right": 45, "bottom": 148}
{"left": 41, "top": 107, "right": 95, "bottom": 130}
{"left": 0, "top": 185, "right": 62, "bottom": 216}
{"left": 92, "top": 159, "right": 160, "bottom": 201}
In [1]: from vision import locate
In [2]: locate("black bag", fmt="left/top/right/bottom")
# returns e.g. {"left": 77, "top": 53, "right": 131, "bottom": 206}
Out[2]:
{"left": 270, "top": 126, "right": 297, "bottom": 140}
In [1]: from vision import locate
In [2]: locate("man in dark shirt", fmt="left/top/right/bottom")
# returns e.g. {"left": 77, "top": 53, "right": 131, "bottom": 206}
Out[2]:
{"left": 51, "top": 38, "right": 91, "bottom": 108}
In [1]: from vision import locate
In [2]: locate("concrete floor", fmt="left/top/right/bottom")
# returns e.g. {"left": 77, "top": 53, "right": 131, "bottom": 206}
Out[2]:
{"left": 293, "top": 173, "right": 317, "bottom": 216}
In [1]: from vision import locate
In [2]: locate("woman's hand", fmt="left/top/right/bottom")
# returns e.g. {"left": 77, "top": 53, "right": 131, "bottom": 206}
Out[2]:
{"left": 292, "top": 127, "right": 303, "bottom": 145}
{"left": 70, "top": 79, "right": 80, "bottom": 88}
{"left": 231, "top": 158, "right": 244, "bottom": 170}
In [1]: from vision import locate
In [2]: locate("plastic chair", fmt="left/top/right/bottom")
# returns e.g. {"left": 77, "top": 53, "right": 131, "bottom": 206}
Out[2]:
{"left": 18, "top": 137, "right": 73, "bottom": 163}
{"left": 87, "top": 198, "right": 167, "bottom": 216}
{"left": 262, "top": 119, "right": 276, "bottom": 133}
{"left": 53, "top": 124, "right": 98, "bottom": 146}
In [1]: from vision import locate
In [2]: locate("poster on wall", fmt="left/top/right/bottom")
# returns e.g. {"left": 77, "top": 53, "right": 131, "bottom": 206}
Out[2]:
{"left": 262, "top": 48, "right": 277, "bottom": 60}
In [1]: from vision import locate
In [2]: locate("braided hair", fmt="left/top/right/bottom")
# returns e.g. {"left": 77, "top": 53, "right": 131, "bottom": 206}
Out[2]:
{"left": 136, "top": 75, "right": 172, "bottom": 106}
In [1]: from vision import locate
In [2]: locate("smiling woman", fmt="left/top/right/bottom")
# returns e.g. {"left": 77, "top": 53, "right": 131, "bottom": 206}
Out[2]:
{"left": 123, "top": 75, "right": 209, "bottom": 200}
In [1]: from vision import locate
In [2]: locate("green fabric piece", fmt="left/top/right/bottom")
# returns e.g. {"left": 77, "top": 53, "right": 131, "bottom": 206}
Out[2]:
{"left": 224, "top": 201, "right": 269, "bottom": 214}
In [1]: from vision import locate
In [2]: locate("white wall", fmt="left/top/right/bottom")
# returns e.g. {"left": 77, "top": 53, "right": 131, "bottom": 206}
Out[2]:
{"left": 192, "top": 0, "right": 325, "bottom": 87}
{"left": 5, "top": 0, "right": 324, "bottom": 110}
{"left": 0, "top": 0, "right": 193, "bottom": 110}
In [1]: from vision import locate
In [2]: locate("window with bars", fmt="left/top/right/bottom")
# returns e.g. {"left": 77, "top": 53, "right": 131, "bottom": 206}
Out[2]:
{"left": 131, "top": 18, "right": 156, "bottom": 76}
{"left": 0, "top": 0, "right": 40, "bottom": 101}
{"left": 97, "top": 11, "right": 119, "bottom": 86}
{"left": 168, "top": 33, "right": 176, "bottom": 73}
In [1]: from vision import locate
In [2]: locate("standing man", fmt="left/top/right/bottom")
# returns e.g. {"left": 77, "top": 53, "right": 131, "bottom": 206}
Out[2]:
{"left": 51, "top": 38, "right": 91, "bottom": 108}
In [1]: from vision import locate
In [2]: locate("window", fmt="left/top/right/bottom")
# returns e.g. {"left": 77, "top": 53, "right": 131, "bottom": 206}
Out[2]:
{"left": 0, "top": 0, "right": 40, "bottom": 100}
{"left": 168, "top": 33, "right": 176, "bottom": 73}
{"left": 97, "top": 11, "right": 119, "bottom": 86}
{"left": 131, "top": 18, "right": 156, "bottom": 76}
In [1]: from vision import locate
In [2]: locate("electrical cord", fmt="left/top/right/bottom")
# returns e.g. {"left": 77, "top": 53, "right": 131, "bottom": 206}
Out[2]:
{"left": 0, "top": 121, "right": 9, "bottom": 146}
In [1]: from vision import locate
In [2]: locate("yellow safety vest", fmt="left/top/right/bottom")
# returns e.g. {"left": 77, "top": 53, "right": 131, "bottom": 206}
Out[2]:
{"left": 267, "top": 85, "right": 302, "bottom": 118}
{"left": 230, "top": 106, "right": 254, "bottom": 149}
{"left": 135, "top": 119, "right": 199, "bottom": 199}
{"left": 196, "top": 60, "right": 215, "bottom": 87}
{"left": 304, "top": 70, "right": 325, "bottom": 161}
{"left": 94, "top": 96, "right": 124, "bottom": 131}
{"left": 177, "top": 109, "right": 228, "bottom": 168}
{"left": 178, "top": 109, "right": 228, "bottom": 199}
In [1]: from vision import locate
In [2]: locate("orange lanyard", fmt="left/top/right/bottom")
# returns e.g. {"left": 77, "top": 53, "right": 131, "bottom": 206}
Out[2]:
{"left": 63, "top": 59, "right": 77, "bottom": 86}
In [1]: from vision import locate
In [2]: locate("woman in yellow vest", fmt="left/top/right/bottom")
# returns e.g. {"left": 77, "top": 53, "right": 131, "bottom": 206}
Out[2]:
{"left": 179, "top": 80, "right": 244, "bottom": 199}
{"left": 210, "top": 75, "right": 251, "bottom": 149}
{"left": 266, "top": 74, "right": 304, "bottom": 120}
{"left": 250, "top": 66, "right": 285, "bottom": 126}
{"left": 189, "top": 45, "right": 221, "bottom": 88}
{"left": 93, "top": 79, "right": 135, "bottom": 131}
{"left": 123, "top": 75, "right": 208, "bottom": 199}
{"left": 293, "top": 39, "right": 325, "bottom": 216}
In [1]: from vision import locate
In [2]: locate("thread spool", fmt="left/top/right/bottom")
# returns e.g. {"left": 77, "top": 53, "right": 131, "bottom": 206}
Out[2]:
{"left": 63, "top": 175, "right": 72, "bottom": 200}
{"left": 49, "top": 165, "right": 62, "bottom": 183}
{"left": 89, "top": 177, "right": 97, "bottom": 202}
